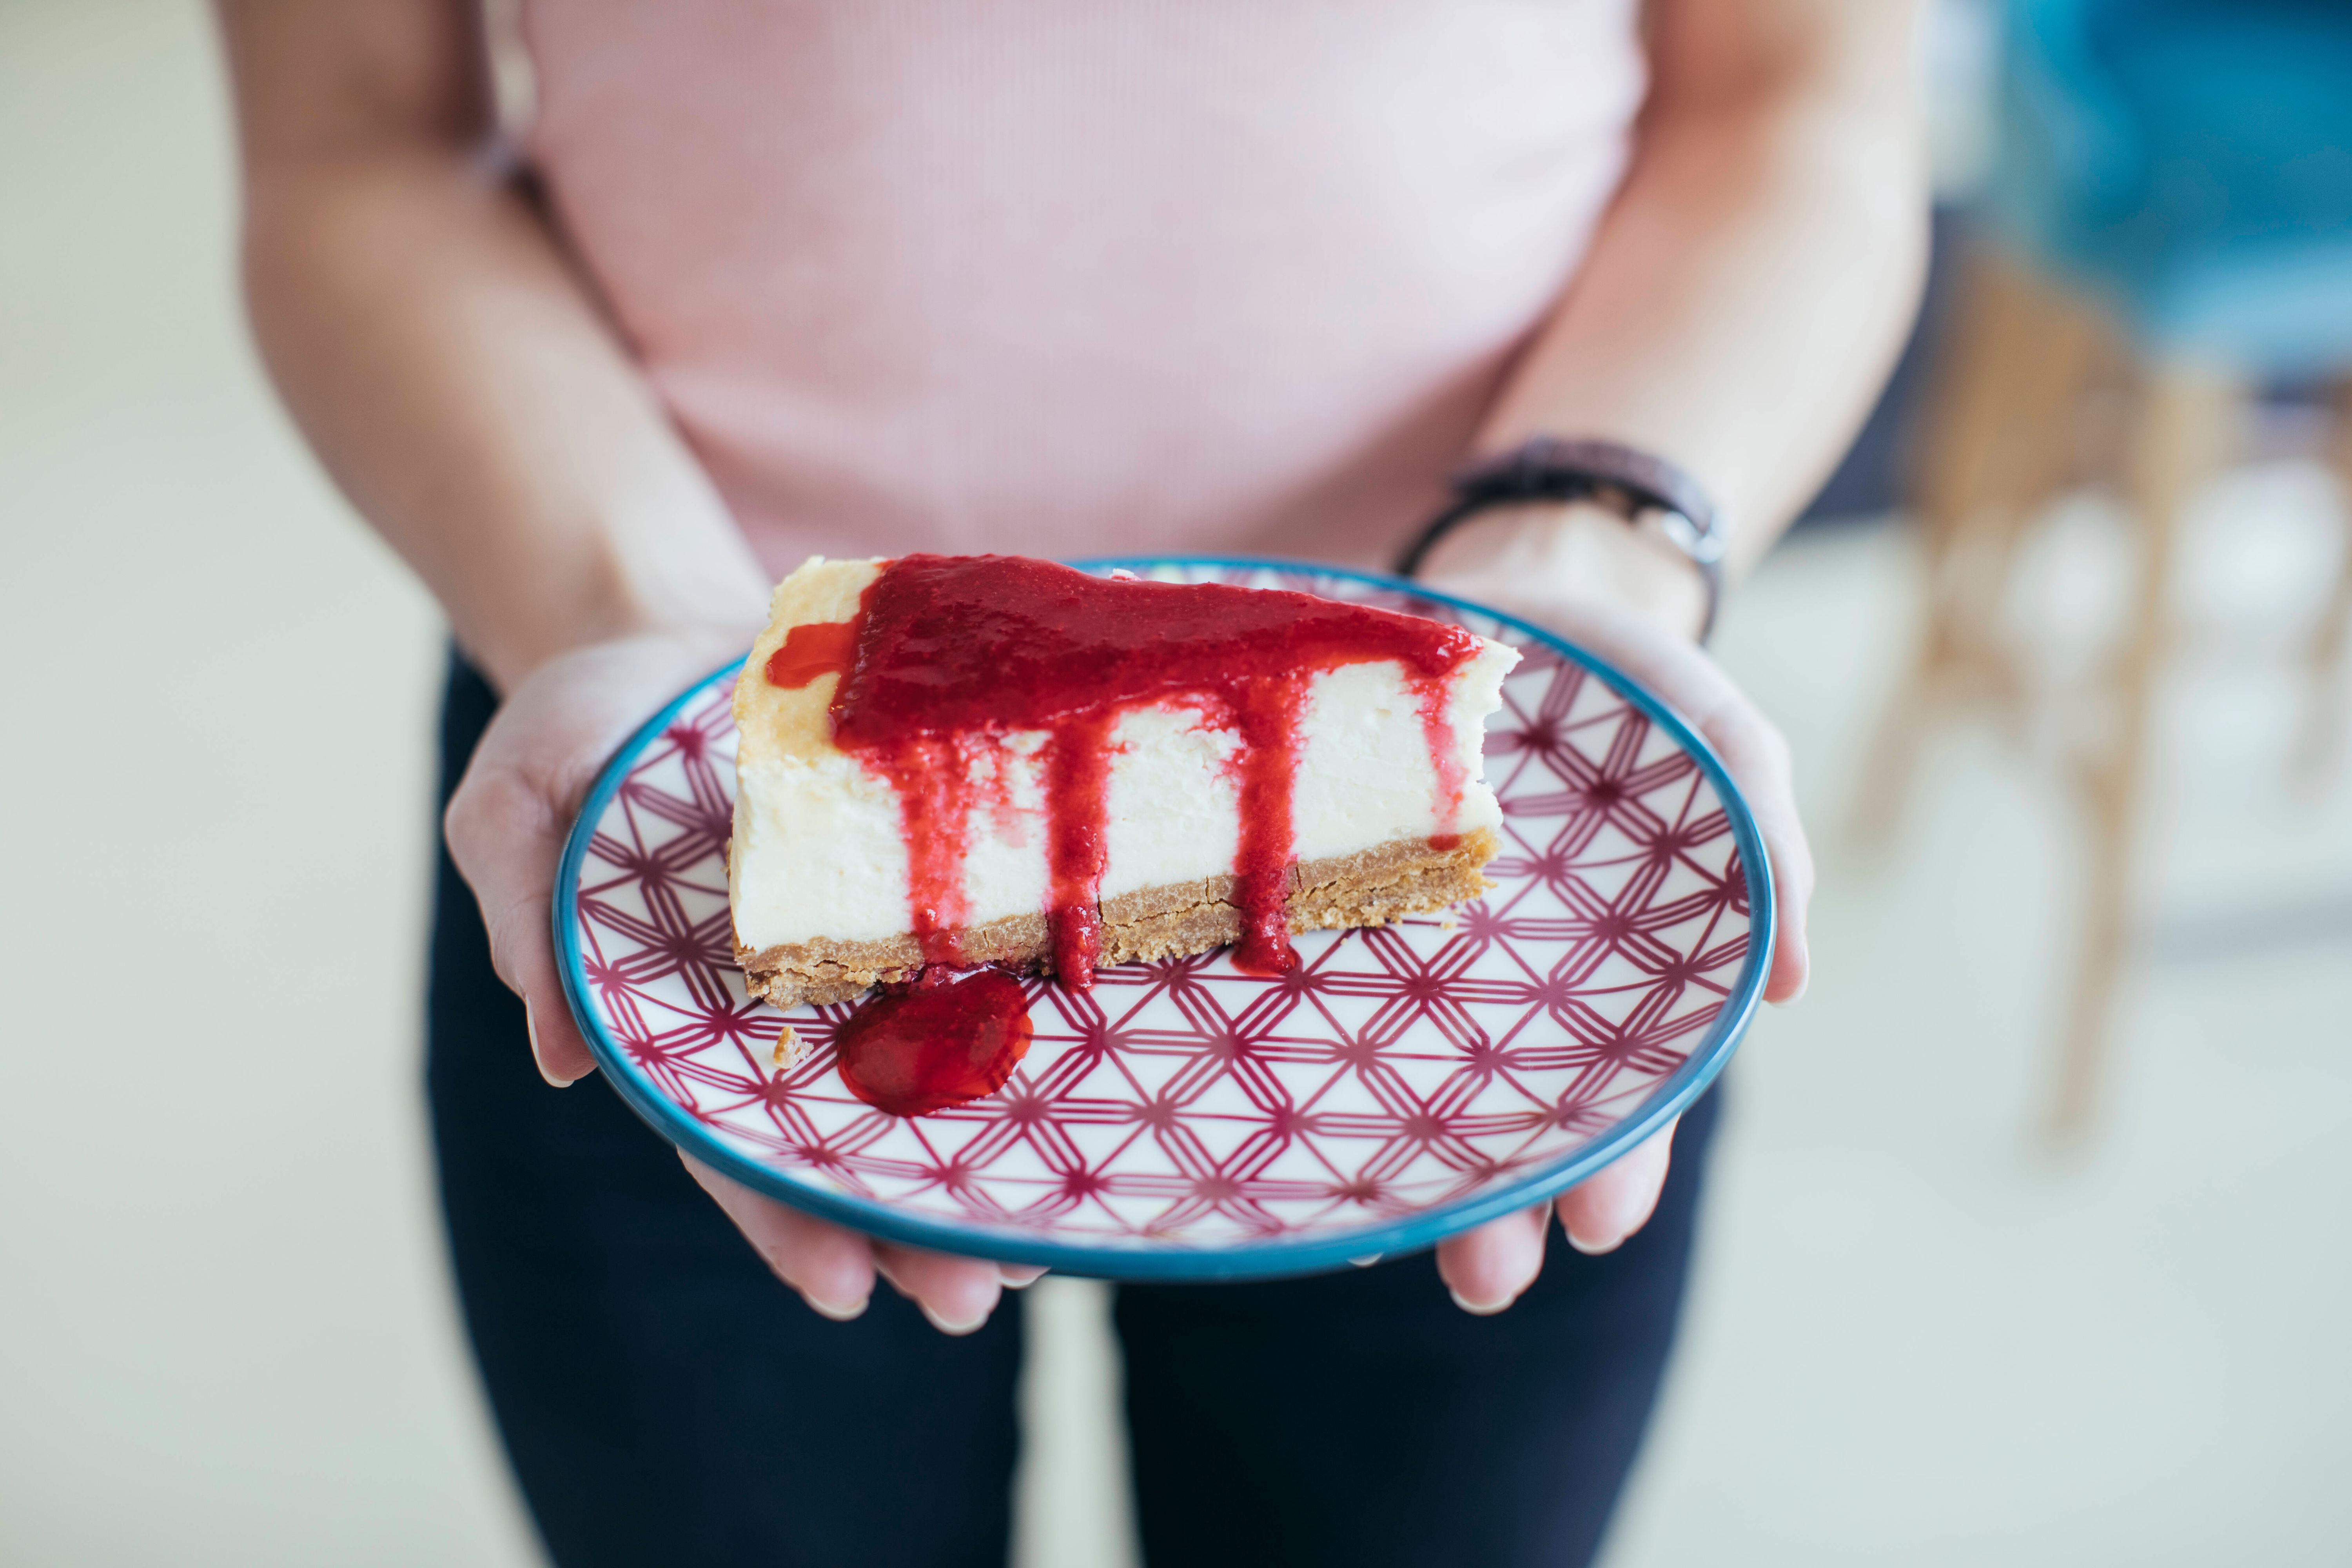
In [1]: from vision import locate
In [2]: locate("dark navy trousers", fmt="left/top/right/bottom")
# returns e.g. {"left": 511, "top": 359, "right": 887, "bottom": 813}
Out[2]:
{"left": 427, "top": 657, "right": 1720, "bottom": 1568}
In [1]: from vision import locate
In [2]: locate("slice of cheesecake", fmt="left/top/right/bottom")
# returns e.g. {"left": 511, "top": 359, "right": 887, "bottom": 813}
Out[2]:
{"left": 728, "top": 554, "right": 1519, "bottom": 1007}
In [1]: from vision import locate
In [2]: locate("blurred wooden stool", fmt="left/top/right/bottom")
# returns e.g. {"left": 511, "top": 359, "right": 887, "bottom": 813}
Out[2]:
{"left": 1856, "top": 0, "right": 2352, "bottom": 1136}
{"left": 1854, "top": 245, "right": 2351, "bottom": 1138}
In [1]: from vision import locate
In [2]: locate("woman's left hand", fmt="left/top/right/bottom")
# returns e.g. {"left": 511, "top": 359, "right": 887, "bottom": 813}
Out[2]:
{"left": 1414, "top": 506, "right": 1814, "bottom": 1312}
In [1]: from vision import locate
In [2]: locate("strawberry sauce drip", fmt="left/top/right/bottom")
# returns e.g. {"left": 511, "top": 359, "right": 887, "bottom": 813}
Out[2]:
{"left": 763, "top": 619, "right": 860, "bottom": 690}
{"left": 1229, "top": 675, "right": 1307, "bottom": 974}
{"left": 882, "top": 735, "right": 977, "bottom": 966}
{"left": 815, "top": 553, "right": 1481, "bottom": 982}
{"left": 1413, "top": 673, "right": 1468, "bottom": 853}
{"left": 767, "top": 554, "right": 1479, "bottom": 1113}
{"left": 833, "top": 965, "right": 1033, "bottom": 1117}
{"left": 1044, "top": 712, "right": 1117, "bottom": 980}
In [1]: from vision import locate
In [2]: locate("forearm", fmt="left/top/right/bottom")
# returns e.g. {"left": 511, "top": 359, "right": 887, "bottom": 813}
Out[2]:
{"left": 240, "top": 148, "right": 767, "bottom": 691}
{"left": 1483, "top": 83, "right": 1927, "bottom": 562}
{"left": 1432, "top": 6, "right": 1927, "bottom": 632}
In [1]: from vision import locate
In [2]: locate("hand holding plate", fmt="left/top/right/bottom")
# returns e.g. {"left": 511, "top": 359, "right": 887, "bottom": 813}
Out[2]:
{"left": 1419, "top": 559, "right": 1814, "bottom": 1313}
{"left": 445, "top": 631, "right": 1015, "bottom": 1334}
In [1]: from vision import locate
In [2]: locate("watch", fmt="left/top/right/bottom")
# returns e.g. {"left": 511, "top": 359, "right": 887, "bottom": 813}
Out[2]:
{"left": 1394, "top": 437, "right": 1728, "bottom": 642}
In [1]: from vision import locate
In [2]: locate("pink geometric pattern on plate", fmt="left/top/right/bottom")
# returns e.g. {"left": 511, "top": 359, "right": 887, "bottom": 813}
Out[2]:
{"left": 566, "top": 564, "right": 1753, "bottom": 1251}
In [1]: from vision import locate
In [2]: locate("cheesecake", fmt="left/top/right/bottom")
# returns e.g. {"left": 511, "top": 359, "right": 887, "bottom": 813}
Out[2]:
{"left": 728, "top": 554, "right": 1519, "bottom": 1007}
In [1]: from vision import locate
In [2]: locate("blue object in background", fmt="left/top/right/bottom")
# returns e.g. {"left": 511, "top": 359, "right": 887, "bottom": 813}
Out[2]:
{"left": 1803, "top": 0, "right": 2352, "bottom": 524}
{"left": 1993, "top": 0, "right": 2352, "bottom": 377}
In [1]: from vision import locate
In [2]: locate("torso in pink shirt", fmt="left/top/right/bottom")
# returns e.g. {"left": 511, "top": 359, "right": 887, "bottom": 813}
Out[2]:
{"left": 520, "top": 0, "right": 1646, "bottom": 575}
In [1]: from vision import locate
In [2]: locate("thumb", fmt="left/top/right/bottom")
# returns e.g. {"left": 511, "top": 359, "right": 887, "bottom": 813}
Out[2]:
{"left": 441, "top": 633, "right": 755, "bottom": 1088}
{"left": 446, "top": 753, "right": 599, "bottom": 1087}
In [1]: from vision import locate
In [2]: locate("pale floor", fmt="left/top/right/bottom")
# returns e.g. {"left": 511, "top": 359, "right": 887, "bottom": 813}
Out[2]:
{"left": 4, "top": 4, "right": 2349, "bottom": 1565}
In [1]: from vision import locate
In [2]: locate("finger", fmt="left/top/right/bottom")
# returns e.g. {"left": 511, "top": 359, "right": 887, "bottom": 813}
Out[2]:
{"left": 444, "top": 637, "right": 744, "bottom": 1087}
{"left": 522, "top": 998, "right": 597, "bottom": 1089}
{"left": 1686, "top": 705, "right": 1811, "bottom": 1005}
{"left": 872, "top": 1242, "right": 1007, "bottom": 1336}
{"left": 682, "top": 1154, "right": 878, "bottom": 1320}
{"left": 448, "top": 768, "right": 600, "bottom": 1085}
{"left": 1557, "top": 1118, "right": 1677, "bottom": 1254}
{"left": 998, "top": 1264, "right": 1048, "bottom": 1289}
{"left": 1547, "top": 603, "right": 1814, "bottom": 1007}
{"left": 1434, "top": 1205, "right": 1548, "bottom": 1315}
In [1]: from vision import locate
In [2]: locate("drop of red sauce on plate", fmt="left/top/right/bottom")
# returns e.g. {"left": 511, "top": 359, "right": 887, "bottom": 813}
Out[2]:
{"left": 833, "top": 965, "right": 1035, "bottom": 1117}
{"left": 768, "top": 555, "right": 1480, "bottom": 1113}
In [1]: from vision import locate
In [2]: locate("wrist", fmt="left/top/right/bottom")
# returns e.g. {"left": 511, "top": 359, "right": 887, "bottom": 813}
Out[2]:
{"left": 468, "top": 614, "right": 759, "bottom": 699}
{"left": 465, "top": 548, "right": 769, "bottom": 697}
{"left": 1415, "top": 501, "right": 1710, "bottom": 642}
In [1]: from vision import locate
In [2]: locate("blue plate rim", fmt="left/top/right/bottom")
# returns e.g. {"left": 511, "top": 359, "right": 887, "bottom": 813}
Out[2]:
{"left": 554, "top": 554, "right": 1775, "bottom": 1281}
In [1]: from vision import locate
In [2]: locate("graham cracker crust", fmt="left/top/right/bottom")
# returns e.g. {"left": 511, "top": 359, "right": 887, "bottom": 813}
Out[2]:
{"left": 736, "top": 828, "right": 1500, "bottom": 1008}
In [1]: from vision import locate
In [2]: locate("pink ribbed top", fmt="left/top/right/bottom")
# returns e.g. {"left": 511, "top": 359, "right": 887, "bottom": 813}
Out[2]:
{"left": 520, "top": 0, "right": 1646, "bottom": 574}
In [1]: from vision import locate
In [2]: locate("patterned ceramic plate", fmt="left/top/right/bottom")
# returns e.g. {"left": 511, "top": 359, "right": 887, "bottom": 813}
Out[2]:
{"left": 555, "top": 558, "right": 1772, "bottom": 1280}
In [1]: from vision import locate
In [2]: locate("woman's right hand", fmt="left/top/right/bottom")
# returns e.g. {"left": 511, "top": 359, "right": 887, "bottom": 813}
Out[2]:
{"left": 442, "top": 632, "right": 1037, "bottom": 1333}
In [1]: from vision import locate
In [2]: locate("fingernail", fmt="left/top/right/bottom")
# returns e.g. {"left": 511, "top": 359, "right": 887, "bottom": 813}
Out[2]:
{"left": 998, "top": 1265, "right": 1046, "bottom": 1289}
{"left": 1564, "top": 1229, "right": 1624, "bottom": 1257}
{"left": 802, "top": 1290, "right": 869, "bottom": 1323}
{"left": 920, "top": 1301, "right": 990, "bottom": 1336}
{"left": 1448, "top": 1287, "right": 1514, "bottom": 1317}
{"left": 524, "top": 1002, "right": 579, "bottom": 1088}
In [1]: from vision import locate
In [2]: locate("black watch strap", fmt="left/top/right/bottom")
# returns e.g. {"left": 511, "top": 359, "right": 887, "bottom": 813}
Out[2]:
{"left": 1394, "top": 437, "right": 1728, "bottom": 642}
